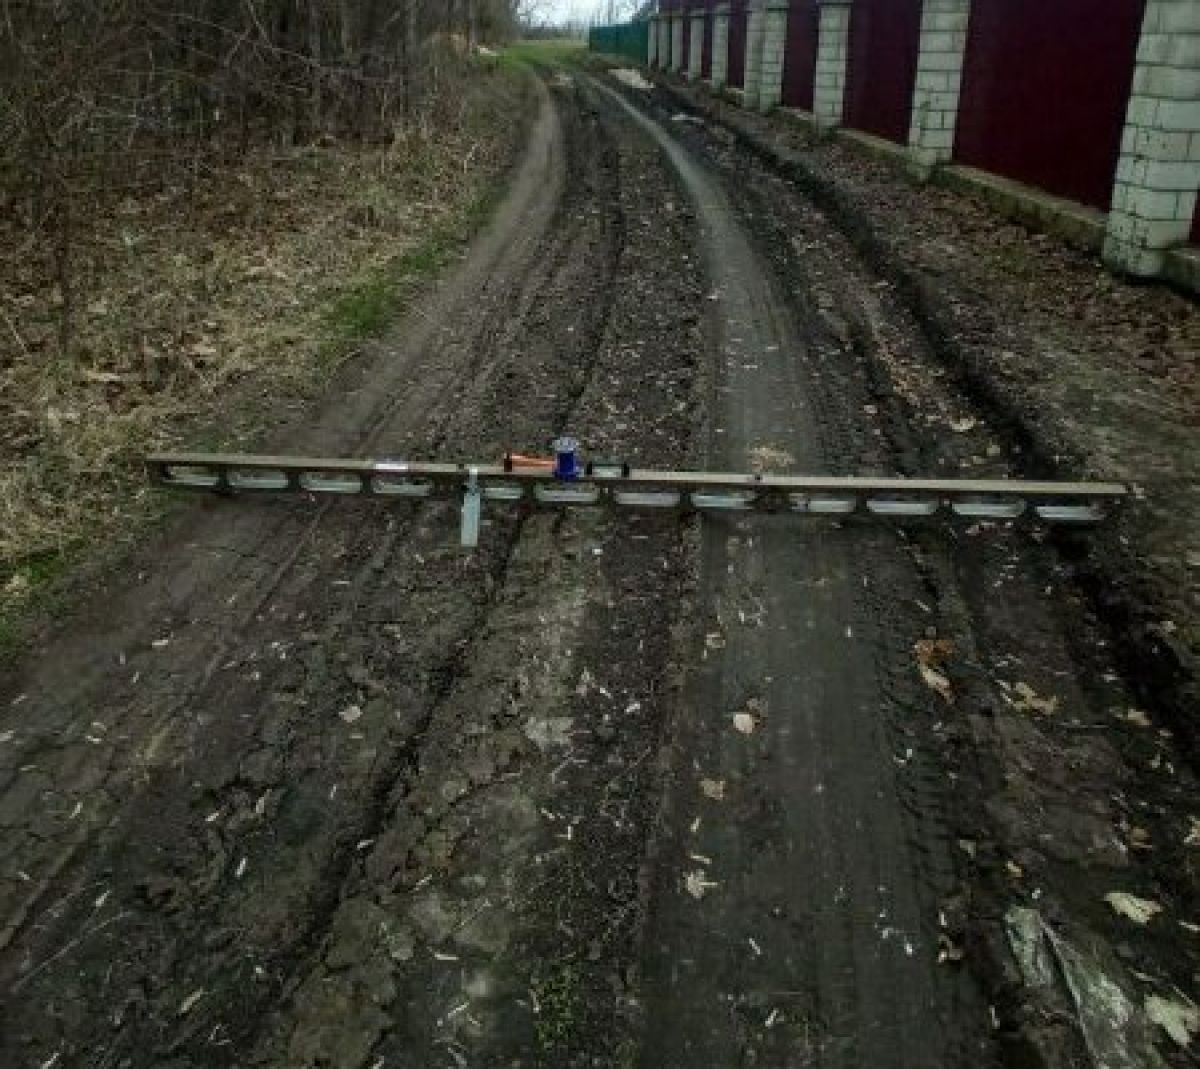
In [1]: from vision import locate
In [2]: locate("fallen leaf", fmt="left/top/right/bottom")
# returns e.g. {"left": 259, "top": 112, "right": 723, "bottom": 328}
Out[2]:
{"left": 685, "top": 870, "right": 718, "bottom": 899}
{"left": 1012, "top": 682, "right": 1058, "bottom": 716}
{"left": 700, "top": 778, "right": 726, "bottom": 801}
{"left": 747, "top": 444, "right": 796, "bottom": 474}
{"left": 950, "top": 416, "right": 978, "bottom": 433}
{"left": 1104, "top": 892, "right": 1162, "bottom": 925}
{"left": 82, "top": 369, "right": 127, "bottom": 385}
{"left": 1124, "top": 708, "right": 1152, "bottom": 728}
{"left": 1185, "top": 818, "right": 1200, "bottom": 848}
{"left": 1145, "top": 994, "right": 1199, "bottom": 1048}
{"left": 919, "top": 664, "right": 954, "bottom": 704}
{"left": 1127, "top": 826, "right": 1153, "bottom": 851}
{"left": 732, "top": 713, "right": 756, "bottom": 735}
{"left": 915, "top": 638, "right": 955, "bottom": 668}
{"left": 338, "top": 705, "right": 363, "bottom": 724}
{"left": 179, "top": 989, "right": 205, "bottom": 1015}
{"left": 937, "top": 933, "right": 965, "bottom": 964}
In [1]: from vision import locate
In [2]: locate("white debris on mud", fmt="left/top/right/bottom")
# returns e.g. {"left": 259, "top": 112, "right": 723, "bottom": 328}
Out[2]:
{"left": 610, "top": 68, "right": 653, "bottom": 91}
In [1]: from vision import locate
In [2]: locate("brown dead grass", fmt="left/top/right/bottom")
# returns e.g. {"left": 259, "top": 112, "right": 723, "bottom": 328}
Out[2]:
{"left": 0, "top": 63, "right": 533, "bottom": 625}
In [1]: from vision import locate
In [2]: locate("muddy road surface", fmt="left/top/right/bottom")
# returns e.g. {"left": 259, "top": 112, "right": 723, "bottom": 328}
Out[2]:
{"left": 2, "top": 68, "right": 1193, "bottom": 1069}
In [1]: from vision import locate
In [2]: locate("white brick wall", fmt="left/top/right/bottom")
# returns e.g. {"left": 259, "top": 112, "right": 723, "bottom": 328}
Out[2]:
{"left": 908, "top": 0, "right": 970, "bottom": 171}
{"left": 1105, "top": 0, "right": 1200, "bottom": 276}
{"left": 813, "top": 0, "right": 853, "bottom": 128}
{"left": 711, "top": 5, "right": 731, "bottom": 89}
{"left": 689, "top": 13, "right": 705, "bottom": 80}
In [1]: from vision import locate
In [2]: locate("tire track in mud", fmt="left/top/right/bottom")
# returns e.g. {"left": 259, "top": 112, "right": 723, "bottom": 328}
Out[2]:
{"left": 0, "top": 79, "right": 565, "bottom": 986}
{"left": 675, "top": 94, "right": 1200, "bottom": 1068}
{"left": 0, "top": 76, "right": 625, "bottom": 1069}
{"left": 248, "top": 78, "right": 706, "bottom": 1069}
{"left": 0, "top": 72, "right": 709, "bottom": 1069}
{"left": 595, "top": 80, "right": 996, "bottom": 1068}
{"left": 612, "top": 78, "right": 1197, "bottom": 1069}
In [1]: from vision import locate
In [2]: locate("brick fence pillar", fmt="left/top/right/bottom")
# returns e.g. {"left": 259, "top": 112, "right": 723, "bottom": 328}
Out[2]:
{"left": 1104, "top": 0, "right": 1200, "bottom": 276}
{"left": 690, "top": 11, "right": 706, "bottom": 79}
{"left": 908, "top": 0, "right": 971, "bottom": 175}
{"left": 647, "top": 15, "right": 660, "bottom": 68}
{"left": 671, "top": 13, "right": 686, "bottom": 73}
{"left": 744, "top": 2, "right": 769, "bottom": 108}
{"left": 813, "top": 0, "right": 853, "bottom": 129}
{"left": 711, "top": 4, "right": 732, "bottom": 89}
{"left": 757, "top": 2, "right": 790, "bottom": 111}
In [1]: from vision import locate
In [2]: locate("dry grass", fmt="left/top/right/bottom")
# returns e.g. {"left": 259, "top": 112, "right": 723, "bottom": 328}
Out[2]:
{"left": 0, "top": 63, "right": 532, "bottom": 629}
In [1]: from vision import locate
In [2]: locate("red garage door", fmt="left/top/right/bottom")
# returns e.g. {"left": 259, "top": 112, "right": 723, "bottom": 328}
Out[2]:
{"left": 782, "top": 0, "right": 820, "bottom": 111}
{"left": 729, "top": 0, "right": 748, "bottom": 89}
{"left": 955, "top": 0, "right": 1145, "bottom": 211}
{"left": 844, "top": 0, "right": 923, "bottom": 144}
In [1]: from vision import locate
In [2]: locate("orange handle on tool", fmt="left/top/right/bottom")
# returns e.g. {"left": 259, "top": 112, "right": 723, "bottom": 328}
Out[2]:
{"left": 506, "top": 452, "right": 555, "bottom": 470}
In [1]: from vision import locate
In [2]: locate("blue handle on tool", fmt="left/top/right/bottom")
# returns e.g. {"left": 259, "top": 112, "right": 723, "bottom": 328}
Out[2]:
{"left": 553, "top": 437, "right": 580, "bottom": 482}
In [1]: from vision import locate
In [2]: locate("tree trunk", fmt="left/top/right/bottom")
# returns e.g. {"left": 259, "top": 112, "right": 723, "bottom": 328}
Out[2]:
{"left": 308, "top": 0, "right": 322, "bottom": 138}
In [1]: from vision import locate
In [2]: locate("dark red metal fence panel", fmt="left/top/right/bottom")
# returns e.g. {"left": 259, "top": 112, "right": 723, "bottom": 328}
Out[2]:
{"left": 844, "top": 0, "right": 923, "bottom": 144}
{"left": 955, "top": 0, "right": 1145, "bottom": 210}
{"left": 782, "top": 0, "right": 819, "bottom": 111}
{"left": 702, "top": 10, "right": 714, "bottom": 79}
{"left": 729, "top": 0, "right": 749, "bottom": 89}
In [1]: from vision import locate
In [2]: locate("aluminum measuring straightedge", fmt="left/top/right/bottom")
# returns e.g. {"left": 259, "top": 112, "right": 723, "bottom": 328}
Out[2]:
{"left": 147, "top": 436, "right": 1130, "bottom": 549}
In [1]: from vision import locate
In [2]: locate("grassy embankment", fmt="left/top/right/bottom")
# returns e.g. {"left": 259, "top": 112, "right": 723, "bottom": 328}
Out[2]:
{"left": 0, "top": 48, "right": 566, "bottom": 654}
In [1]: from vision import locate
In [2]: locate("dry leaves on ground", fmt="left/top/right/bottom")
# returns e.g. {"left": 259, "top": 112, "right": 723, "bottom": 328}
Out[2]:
{"left": 1010, "top": 681, "right": 1059, "bottom": 716}
{"left": 915, "top": 638, "right": 955, "bottom": 704}
{"left": 1145, "top": 994, "right": 1199, "bottom": 1048}
{"left": 1104, "top": 892, "right": 1163, "bottom": 925}
{"left": 685, "top": 871, "right": 719, "bottom": 900}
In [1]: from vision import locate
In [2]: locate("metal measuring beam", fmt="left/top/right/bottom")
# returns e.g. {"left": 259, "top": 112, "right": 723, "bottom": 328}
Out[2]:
{"left": 147, "top": 452, "right": 1129, "bottom": 547}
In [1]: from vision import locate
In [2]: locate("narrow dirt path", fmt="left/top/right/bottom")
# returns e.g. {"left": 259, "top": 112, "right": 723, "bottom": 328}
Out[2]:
{"left": 598, "top": 81, "right": 994, "bottom": 1069}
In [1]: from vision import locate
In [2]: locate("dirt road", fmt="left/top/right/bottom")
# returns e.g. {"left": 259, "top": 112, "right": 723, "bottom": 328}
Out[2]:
{"left": 1, "top": 67, "right": 1194, "bottom": 1069}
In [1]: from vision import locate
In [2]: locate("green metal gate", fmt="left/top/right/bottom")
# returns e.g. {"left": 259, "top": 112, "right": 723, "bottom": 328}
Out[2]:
{"left": 588, "top": 21, "right": 650, "bottom": 64}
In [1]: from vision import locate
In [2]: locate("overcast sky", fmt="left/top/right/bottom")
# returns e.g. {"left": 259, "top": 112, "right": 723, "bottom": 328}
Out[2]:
{"left": 538, "top": 0, "right": 638, "bottom": 26}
